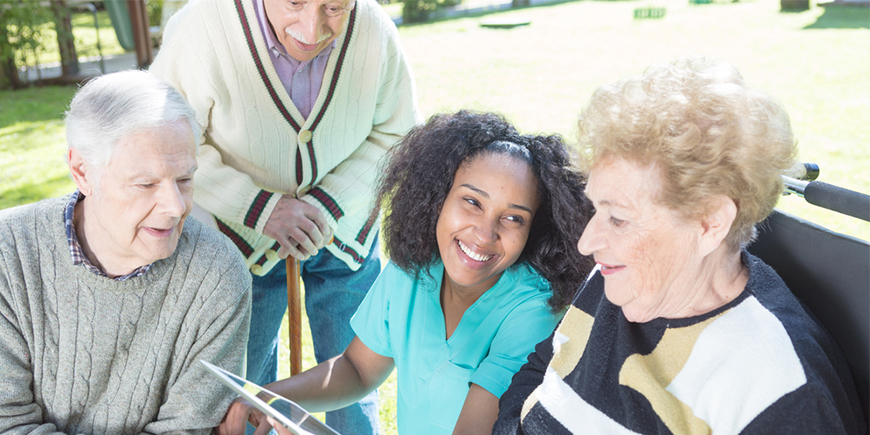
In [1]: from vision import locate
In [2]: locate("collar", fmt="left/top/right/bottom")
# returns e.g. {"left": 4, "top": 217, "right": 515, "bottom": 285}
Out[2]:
{"left": 64, "top": 190, "right": 151, "bottom": 281}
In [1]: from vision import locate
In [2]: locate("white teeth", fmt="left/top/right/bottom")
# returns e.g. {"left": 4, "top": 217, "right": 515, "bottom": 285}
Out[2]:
{"left": 458, "top": 240, "right": 493, "bottom": 262}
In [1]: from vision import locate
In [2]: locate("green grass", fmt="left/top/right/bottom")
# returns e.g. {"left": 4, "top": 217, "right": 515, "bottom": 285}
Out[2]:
{"left": 1, "top": 0, "right": 869, "bottom": 432}
{"left": 0, "top": 85, "right": 76, "bottom": 208}
{"left": 399, "top": 0, "right": 870, "bottom": 242}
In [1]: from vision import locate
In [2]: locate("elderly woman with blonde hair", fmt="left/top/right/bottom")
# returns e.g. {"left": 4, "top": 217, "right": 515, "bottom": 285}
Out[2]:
{"left": 493, "top": 57, "right": 866, "bottom": 434}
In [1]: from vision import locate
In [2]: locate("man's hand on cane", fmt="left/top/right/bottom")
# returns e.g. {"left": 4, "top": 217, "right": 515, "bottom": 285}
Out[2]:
{"left": 263, "top": 194, "right": 334, "bottom": 261}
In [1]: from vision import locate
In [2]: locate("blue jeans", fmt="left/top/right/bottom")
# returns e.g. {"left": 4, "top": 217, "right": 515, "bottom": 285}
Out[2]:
{"left": 246, "top": 237, "right": 381, "bottom": 435}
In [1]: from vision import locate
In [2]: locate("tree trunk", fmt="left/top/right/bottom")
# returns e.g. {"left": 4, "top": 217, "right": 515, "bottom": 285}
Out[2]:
{"left": 0, "top": 20, "right": 24, "bottom": 90}
{"left": 50, "top": 0, "right": 79, "bottom": 77}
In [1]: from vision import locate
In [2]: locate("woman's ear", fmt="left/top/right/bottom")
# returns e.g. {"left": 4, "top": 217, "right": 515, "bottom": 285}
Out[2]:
{"left": 698, "top": 194, "right": 737, "bottom": 256}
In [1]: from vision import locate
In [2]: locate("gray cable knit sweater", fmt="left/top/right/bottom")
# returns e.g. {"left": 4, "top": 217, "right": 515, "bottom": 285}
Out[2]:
{"left": 0, "top": 195, "right": 252, "bottom": 434}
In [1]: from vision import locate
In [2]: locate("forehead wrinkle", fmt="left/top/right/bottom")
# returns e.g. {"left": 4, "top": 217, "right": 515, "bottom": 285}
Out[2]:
{"left": 121, "top": 154, "right": 197, "bottom": 180}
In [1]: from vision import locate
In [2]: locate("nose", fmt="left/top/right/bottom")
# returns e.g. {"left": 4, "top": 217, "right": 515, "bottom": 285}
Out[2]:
{"left": 298, "top": 7, "right": 324, "bottom": 44}
{"left": 577, "top": 213, "right": 605, "bottom": 256}
{"left": 472, "top": 218, "right": 499, "bottom": 245}
{"left": 157, "top": 182, "right": 188, "bottom": 218}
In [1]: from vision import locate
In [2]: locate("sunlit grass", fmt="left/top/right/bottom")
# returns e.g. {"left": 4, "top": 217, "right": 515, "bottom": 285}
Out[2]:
{"left": 0, "top": 85, "right": 76, "bottom": 209}
{"left": 399, "top": 0, "right": 870, "bottom": 241}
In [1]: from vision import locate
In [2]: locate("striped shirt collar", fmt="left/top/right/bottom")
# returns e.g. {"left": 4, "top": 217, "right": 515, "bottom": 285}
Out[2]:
{"left": 64, "top": 190, "right": 151, "bottom": 281}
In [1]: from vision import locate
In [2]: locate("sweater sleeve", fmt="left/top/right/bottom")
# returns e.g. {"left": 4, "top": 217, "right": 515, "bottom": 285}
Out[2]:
{"left": 740, "top": 382, "right": 865, "bottom": 435}
{"left": 0, "top": 220, "right": 71, "bottom": 434}
{"left": 300, "top": 19, "right": 420, "bottom": 228}
{"left": 140, "top": 244, "right": 253, "bottom": 434}
{"left": 492, "top": 325, "right": 558, "bottom": 435}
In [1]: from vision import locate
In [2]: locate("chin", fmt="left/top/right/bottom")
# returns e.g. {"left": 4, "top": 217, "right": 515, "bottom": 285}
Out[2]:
{"left": 151, "top": 240, "right": 181, "bottom": 262}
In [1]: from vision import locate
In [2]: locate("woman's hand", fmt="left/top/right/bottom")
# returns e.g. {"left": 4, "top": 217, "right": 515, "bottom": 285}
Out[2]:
{"left": 265, "top": 416, "right": 296, "bottom": 435}
{"left": 216, "top": 396, "right": 271, "bottom": 435}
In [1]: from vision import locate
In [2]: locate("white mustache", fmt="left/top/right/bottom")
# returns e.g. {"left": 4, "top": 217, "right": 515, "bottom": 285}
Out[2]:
{"left": 285, "top": 27, "right": 332, "bottom": 45}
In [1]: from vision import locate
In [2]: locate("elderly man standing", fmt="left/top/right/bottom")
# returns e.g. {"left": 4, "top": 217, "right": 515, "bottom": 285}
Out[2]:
{"left": 0, "top": 70, "right": 252, "bottom": 434}
{"left": 150, "top": 0, "right": 419, "bottom": 432}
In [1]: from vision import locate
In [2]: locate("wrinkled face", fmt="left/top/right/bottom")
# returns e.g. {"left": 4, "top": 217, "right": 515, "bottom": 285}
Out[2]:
{"left": 577, "top": 157, "right": 704, "bottom": 322}
{"left": 263, "top": 0, "right": 353, "bottom": 62}
{"left": 86, "top": 121, "right": 197, "bottom": 271}
{"left": 436, "top": 153, "right": 539, "bottom": 295}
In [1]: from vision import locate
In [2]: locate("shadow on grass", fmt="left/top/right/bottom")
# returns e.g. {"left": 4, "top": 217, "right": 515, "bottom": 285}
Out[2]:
{"left": 804, "top": 4, "right": 870, "bottom": 28}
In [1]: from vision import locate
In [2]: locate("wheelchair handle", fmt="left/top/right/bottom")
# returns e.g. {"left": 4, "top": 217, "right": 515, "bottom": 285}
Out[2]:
{"left": 783, "top": 175, "right": 870, "bottom": 222}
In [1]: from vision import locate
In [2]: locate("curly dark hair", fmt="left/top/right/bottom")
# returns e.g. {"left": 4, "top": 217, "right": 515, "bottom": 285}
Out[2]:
{"left": 372, "top": 110, "right": 595, "bottom": 312}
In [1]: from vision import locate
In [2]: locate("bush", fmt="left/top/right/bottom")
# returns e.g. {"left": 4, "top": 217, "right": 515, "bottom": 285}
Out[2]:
{"left": 401, "top": 0, "right": 438, "bottom": 23}
{"left": 401, "top": 0, "right": 463, "bottom": 23}
{"left": 146, "top": 0, "right": 163, "bottom": 27}
{"left": 0, "top": 2, "right": 53, "bottom": 89}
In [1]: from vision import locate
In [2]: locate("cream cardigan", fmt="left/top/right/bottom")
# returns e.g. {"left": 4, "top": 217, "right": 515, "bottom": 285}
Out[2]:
{"left": 151, "top": 0, "right": 420, "bottom": 274}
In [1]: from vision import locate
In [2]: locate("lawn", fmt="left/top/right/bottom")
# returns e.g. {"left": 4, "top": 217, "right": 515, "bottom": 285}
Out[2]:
{"left": 1, "top": 0, "right": 868, "bottom": 432}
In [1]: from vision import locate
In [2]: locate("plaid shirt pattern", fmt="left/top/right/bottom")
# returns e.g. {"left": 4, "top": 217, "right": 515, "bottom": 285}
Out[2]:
{"left": 64, "top": 191, "right": 150, "bottom": 281}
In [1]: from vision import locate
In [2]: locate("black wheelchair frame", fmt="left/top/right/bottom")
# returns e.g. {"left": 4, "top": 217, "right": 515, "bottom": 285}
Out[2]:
{"left": 747, "top": 165, "right": 870, "bottom": 428}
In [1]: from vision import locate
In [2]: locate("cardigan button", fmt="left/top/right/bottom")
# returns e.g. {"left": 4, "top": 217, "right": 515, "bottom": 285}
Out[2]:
{"left": 250, "top": 264, "right": 264, "bottom": 275}
{"left": 265, "top": 249, "right": 279, "bottom": 262}
{"left": 298, "top": 129, "right": 312, "bottom": 143}
{"left": 298, "top": 186, "right": 311, "bottom": 196}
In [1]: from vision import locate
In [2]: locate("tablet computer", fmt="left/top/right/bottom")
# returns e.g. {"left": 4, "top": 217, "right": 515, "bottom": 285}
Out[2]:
{"left": 200, "top": 360, "right": 340, "bottom": 435}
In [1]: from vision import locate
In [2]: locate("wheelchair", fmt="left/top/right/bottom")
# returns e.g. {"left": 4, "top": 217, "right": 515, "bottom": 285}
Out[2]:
{"left": 747, "top": 163, "right": 870, "bottom": 428}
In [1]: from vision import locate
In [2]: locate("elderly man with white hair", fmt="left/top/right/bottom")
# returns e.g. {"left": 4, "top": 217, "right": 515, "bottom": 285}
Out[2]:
{"left": 0, "top": 70, "right": 252, "bottom": 434}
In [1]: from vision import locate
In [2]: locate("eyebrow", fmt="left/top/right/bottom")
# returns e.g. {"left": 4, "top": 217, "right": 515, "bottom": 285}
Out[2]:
{"left": 583, "top": 185, "right": 630, "bottom": 209}
{"left": 590, "top": 197, "right": 631, "bottom": 211}
{"left": 460, "top": 183, "right": 534, "bottom": 214}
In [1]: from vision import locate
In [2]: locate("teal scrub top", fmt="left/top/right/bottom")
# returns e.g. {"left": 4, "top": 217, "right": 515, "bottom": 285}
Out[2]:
{"left": 350, "top": 260, "right": 562, "bottom": 435}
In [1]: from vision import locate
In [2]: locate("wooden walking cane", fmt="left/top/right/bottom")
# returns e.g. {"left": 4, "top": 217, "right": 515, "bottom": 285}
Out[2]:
{"left": 286, "top": 259, "right": 302, "bottom": 376}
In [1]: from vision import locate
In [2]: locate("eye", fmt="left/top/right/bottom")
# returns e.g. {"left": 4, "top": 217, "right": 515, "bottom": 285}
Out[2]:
{"left": 505, "top": 215, "right": 525, "bottom": 226}
{"left": 463, "top": 197, "right": 481, "bottom": 208}
{"left": 608, "top": 216, "right": 626, "bottom": 227}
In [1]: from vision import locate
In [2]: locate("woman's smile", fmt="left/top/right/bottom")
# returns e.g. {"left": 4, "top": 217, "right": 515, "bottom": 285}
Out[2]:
{"left": 436, "top": 152, "right": 539, "bottom": 296}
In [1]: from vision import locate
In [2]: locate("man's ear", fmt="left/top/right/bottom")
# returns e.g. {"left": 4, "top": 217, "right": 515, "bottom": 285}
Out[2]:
{"left": 68, "top": 148, "right": 95, "bottom": 196}
{"left": 698, "top": 194, "right": 737, "bottom": 256}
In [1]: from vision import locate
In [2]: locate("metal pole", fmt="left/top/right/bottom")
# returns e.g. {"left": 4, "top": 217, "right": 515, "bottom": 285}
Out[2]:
{"left": 83, "top": 3, "right": 105, "bottom": 73}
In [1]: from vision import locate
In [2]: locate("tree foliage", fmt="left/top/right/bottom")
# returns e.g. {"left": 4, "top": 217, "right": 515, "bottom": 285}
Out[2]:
{"left": 0, "top": 1, "right": 53, "bottom": 89}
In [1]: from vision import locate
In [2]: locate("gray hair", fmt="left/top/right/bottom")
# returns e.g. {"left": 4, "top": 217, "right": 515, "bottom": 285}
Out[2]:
{"left": 65, "top": 70, "right": 200, "bottom": 173}
{"left": 576, "top": 57, "right": 796, "bottom": 252}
